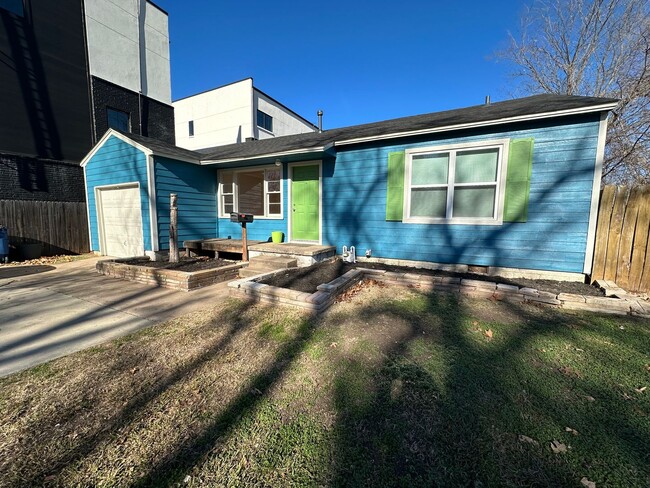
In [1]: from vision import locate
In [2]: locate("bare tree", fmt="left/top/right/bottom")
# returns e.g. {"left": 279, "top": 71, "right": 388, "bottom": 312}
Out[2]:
{"left": 503, "top": 0, "right": 650, "bottom": 183}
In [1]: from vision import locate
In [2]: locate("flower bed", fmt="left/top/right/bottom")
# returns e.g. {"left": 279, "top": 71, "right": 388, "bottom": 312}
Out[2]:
{"left": 229, "top": 264, "right": 650, "bottom": 317}
{"left": 97, "top": 258, "right": 244, "bottom": 292}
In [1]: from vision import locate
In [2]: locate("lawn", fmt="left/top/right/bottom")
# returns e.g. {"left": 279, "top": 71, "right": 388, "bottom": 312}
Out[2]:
{"left": 0, "top": 282, "right": 648, "bottom": 487}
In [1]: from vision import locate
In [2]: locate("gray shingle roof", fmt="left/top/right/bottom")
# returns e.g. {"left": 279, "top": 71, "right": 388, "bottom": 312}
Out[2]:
{"left": 114, "top": 94, "right": 617, "bottom": 164}
{"left": 116, "top": 130, "right": 204, "bottom": 162}
{"left": 200, "top": 94, "right": 616, "bottom": 162}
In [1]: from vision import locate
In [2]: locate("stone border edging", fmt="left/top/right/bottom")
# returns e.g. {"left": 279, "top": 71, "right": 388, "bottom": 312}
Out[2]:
{"left": 228, "top": 267, "right": 650, "bottom": 317}
{"left": 97, "top": 259, "right": 243, "bottom": 292}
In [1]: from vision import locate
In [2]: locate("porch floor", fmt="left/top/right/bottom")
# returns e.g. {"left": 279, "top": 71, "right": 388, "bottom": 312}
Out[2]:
{"left": 182, "top": 239, "right": 336, "bottom": 265}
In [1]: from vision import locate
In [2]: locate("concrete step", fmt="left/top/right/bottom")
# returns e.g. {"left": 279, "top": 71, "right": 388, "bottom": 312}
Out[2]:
{"left": 239, "top": 255, "right": 297, "bottom": 278}
{"left": 249, "top": 255, "right": 297, "bottom": 268}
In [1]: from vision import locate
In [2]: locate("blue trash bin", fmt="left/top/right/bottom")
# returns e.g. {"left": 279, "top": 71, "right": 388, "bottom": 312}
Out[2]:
{"left": 0, "top": 226, "right": 8, "bottom": 263}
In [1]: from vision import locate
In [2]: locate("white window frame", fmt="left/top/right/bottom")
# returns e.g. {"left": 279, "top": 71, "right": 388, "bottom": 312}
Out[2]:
{"left": 404, "top": 139, "right": 510, "bottom": 225}
{"left": 218, "top": 165, "right": 283, "bottom": 220}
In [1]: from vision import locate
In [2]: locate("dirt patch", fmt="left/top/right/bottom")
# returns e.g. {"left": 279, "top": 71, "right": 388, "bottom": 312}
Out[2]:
{"left": 124, "top": 257, "right": 235, "bottom": 272}
{"left": 260, "top": 259, "right": 604, "bottom": 297}
{"left": 260, "top": 259, "right": 346, "bottom": 293}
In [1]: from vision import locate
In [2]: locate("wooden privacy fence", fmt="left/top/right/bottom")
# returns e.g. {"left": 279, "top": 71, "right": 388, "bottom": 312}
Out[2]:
{"left": 591, "top": 185, "right": 650, "bottom": 292}
{"left": 0, "top": 200, "right": 90, "bottom": 256}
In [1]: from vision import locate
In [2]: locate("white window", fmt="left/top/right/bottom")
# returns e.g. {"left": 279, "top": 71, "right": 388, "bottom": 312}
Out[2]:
{"left": 219, "top": 167, "right": 282, "bottom": 219}
{"left": 404, "top": 140, "right": 509, "bottom": 225}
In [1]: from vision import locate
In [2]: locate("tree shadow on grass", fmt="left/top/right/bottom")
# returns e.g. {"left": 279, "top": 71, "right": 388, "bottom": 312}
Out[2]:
{"left": 328, "top": 290, "right": 650, "bottom": 487}
{"left": 11, "top": 299, "right": 285, "bottom": 487}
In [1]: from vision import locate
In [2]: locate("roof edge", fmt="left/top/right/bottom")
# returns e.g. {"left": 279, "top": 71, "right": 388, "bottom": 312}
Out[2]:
{"left": 81, "top": 129, "right": 152, "bottom": 167}
{"left": 172, "top": 78, "right": 254, "bottom": 103}
{"left": 254, "top": 87, "right": 318, "bottom": 130}
{"left": 201, "top": 144, "right": 333, "bottom": 165}
{"left": 334, "top": 102, "right": 619, "bottom": 146}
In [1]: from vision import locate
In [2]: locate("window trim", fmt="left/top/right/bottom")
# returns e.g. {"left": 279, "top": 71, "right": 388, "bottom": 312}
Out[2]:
{"left": 403, "top": 139, "right": 510, "bottom": 225}
{"left": 218, "top": 165, "right": 283, "bottom": 220}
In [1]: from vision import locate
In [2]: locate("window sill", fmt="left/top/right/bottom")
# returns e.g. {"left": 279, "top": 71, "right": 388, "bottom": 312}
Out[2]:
{"left": 403, "top": 217, "right": 503, "bottom": 226}
{"left": 219, "top": 215, "right": 283, "bottom": 220}
{"left": 257, "top": 126, "right": 274, "bottom": 136}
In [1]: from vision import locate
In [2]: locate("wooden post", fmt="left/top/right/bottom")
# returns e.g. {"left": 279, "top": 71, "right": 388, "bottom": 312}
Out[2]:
{"left": 241, "top": 221, "right": 248, "bottom": 261}
{"left": 169, "top": 193, "right": 179, "bottom": 263}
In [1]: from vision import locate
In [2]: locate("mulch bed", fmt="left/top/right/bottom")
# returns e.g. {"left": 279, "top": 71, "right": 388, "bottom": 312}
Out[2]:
{"left": 260, "top": 259, "right": 605, "bottom": 296}
{"left": 124, "top": 257, "right": 234, "bottom": 272}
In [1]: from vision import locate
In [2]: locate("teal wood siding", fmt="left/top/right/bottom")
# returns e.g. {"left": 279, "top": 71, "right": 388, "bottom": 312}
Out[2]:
{"left": 322, "top": 115, "right": 601, "bottom": 273}
{"left": 154, "top": 157, "right": 218, "bottom": 250}
{"left": 84, "top": 135, "right": 151, "bottom": 251}
{"left": 216, "top": 163, "right": 288, "bottom": 242}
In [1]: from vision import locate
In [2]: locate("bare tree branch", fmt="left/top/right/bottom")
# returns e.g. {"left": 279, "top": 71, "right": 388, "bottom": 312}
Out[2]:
{"left": 499, "top": 0, "right": 650, "bottom": 184}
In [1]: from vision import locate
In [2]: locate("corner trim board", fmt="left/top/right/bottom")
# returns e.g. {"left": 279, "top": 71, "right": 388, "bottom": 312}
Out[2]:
{"left": 583, "top": 112, "right": 609, "bottom": 274}
{"left": 146, "top": 154, "right": 159, "bottom": 252}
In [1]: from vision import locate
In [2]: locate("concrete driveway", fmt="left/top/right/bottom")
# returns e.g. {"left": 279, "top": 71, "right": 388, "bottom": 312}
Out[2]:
{"left": 0, "top": 257, "right": 231, "bottom": 378}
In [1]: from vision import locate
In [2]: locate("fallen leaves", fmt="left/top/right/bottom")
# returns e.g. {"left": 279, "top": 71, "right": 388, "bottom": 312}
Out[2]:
{"left": 565, "top": 426, "right": 579, "bottom": 436}
{"left": 485, "top": 329, "right": 494, "bottom": 340}
{"left": 634, "top": 386, "right": 647, "bottom": 394}
{"left": 335, "top": 279, "right": 385, "bottom": 303}
{"left": 558, "top": 365, "right": 583, "bottom": 378}
{"left": 518, "top": 434, "right": 538, "bottom": 445}
{"left": 550, "top": 440, "right": 568, "bottom": 453}
{"left": 581, "top": 477, "right": 596, "bottom": 488}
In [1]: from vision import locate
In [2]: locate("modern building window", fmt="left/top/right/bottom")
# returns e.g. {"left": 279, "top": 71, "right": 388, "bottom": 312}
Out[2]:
{"left": 188, "top": 120, "right": 194, "bottom": 137}
{"left": 256, "top": 110, "right": 273, "bottom": 132}
{"left": 404, "top": 140, "right": 508, "bottom": 224}
{"left": 107, "top": 108, "right": 130, "bottom": 132}
{"left": 219, "top": 167, "right": 282, "bottom": 218}
{"left": 0, "top": 0, "right": 24, "bottom": 16}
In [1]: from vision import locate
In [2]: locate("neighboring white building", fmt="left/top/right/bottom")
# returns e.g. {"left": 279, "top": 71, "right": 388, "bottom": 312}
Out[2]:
{"left": 173, "top": 78, "right": 317, "bottom": 150}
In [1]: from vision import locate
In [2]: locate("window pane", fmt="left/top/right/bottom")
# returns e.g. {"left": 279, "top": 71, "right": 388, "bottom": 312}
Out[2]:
{"left": 269, "top": 204, "right": 281, "bottom": 215}
{"left": 266, "top": 168, "right": 281, "bottom": 181}
{"left": 223, "top": 195, "right": 233, "bottom": 204}
{"left": 412, "top": 153, "right": 449, "bottom": 185}
{"left": 224, "top": 204, "right": 234, "bottom": 214}
{"left": 107, "top": 108, "right": 130, "bottom": 132}
{"left": 267, "top": 181, "right": 280, "bottom": 192}
{"left": 453, "top": 187, "right": 496, "bottom": 218}
{"left": 268, "top": 193, "right": 281, "bottom": 204}
{"left": 238, "top": 171, "right": 264, "bottom": 215}
{"left": 455, "top": 148, "right": 498, "bottom": 183}
{"left": 221, "top": 172, "right": 233, "bottom": 193}
{"left": 411, "top": 188, "right": 447, "bottom": 218}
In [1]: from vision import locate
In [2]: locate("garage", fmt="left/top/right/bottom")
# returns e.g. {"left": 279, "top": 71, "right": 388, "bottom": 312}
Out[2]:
{"left": 96, "top": 184, "right": 144, "bottom": 257}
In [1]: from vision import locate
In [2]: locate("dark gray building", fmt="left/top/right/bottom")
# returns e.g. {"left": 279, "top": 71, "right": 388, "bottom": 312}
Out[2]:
{"left": 0, "top": 0, "right": 174, "bottom": 256}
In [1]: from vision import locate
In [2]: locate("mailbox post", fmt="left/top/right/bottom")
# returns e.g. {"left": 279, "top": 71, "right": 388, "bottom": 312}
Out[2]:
{"left": 230, "top": 212, "right": 254, "bottom": 261}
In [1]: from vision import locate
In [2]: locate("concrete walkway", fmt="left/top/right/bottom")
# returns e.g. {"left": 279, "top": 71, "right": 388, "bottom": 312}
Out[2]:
{"left": 0, "top": 257, "right": 231, "bottom": 378}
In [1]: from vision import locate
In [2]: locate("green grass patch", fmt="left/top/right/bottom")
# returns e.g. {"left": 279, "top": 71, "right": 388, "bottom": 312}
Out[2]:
{"left": 0, "top": 287, "right": 648, "bottom": 487}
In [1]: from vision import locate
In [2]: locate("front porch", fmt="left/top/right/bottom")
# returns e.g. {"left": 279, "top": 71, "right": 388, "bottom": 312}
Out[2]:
{"left": 183, "top": 238, "right": 336, "bottom": 267}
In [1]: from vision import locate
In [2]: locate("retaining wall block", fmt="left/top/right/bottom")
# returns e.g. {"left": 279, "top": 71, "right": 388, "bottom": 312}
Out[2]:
{"left": 496, "top": 283, "right": 519, "bottom": 293}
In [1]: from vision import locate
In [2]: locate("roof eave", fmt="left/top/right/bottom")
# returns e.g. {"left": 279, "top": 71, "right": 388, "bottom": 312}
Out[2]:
{"left": 334, "top": 102, "right": 619, "bottom": 147}
{"left": 201, "top": 143, "right": 333, "bottom": 165}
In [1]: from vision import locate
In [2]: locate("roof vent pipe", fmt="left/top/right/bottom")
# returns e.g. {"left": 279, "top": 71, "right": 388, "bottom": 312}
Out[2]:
{"left": 317, "top": 110, "right": 323, "bottom": 133}
{"left": 485, "top": 95, "right": 491, "bottom": 106}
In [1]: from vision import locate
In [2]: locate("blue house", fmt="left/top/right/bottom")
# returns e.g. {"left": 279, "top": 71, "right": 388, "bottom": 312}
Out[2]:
{"left": 81, "top": 94, "right": 617, "bottom": 280}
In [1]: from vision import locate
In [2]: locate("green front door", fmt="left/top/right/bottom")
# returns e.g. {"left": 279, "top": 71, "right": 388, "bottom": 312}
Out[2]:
{"left": 291, "top": 164, "right": 320, "bottom": 241}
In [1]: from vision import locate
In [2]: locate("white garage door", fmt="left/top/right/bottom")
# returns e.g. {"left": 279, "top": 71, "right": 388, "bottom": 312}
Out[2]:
{"left": 97, "top": 185, "right": 144, "bottom": 257}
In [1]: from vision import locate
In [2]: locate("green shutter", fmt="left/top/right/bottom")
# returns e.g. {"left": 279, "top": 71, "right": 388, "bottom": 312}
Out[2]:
{"left": 503, "top": 138, "right": 534, "bottom": 223}
{"left": 386, "top": 151, "right": 405, "bottom": 221}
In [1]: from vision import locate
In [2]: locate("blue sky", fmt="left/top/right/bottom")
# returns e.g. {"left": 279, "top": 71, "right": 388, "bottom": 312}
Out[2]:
{"left": 154, "top": 0, "right": 527, "bottom": 129}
